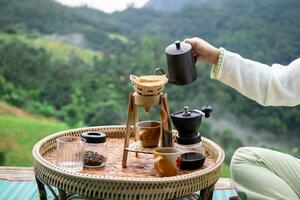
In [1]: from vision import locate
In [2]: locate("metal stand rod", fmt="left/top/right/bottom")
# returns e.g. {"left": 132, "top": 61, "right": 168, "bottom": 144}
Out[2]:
{"left": 35, "top": 176, "right": 47, "bottom": 200}
{"left": 200, "top": 182, "right": 216, "bottom": 200}
{"left": 45, "top": 184, "right": 59, "bottom": 199}
{"left": 58, "top": 189, "right": 67, "bottom": 200}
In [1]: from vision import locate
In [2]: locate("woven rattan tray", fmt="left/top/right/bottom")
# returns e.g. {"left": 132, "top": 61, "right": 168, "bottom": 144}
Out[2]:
{"left": 33, "top": 125, "right": 225, "bottom": 200}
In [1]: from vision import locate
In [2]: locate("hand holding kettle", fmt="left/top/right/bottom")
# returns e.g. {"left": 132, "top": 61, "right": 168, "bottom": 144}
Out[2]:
{"left": 184, "top": 37, "right": 220, "bottom": 65}
{"left": 155, "top": 38, "right": 220, "bottom": 86}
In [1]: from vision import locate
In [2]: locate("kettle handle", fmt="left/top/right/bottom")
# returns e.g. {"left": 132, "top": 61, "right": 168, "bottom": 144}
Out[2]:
{"left": 154, "top": 68, "right": 166, "bottom": 75}
{"left": 193, "top": 55, "right": 198, "bottom": 63}
{"left": 155, "top": 68, "right": 176, "bottom": 84}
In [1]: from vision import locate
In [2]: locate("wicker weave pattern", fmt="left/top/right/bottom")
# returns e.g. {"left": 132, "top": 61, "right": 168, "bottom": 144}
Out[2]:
{"left": 130, "top": 75, "right": 168, "bottom": 96}
{"left": 33, "top": 125, "right": 224, "bottom": 200}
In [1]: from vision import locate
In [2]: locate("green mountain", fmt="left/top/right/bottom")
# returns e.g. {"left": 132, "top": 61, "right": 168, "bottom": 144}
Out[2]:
{"left": 0, "top": 32, "right": 103, "bottom": 63}
{"left": 117, "top": 0, "right": 300, "bottom": 64}
{"left": 0, "top": 0, "right": 131, "bottom": 52}
{"left": 2, "top": 0, "right": 300, "bottom": 63}
{"left": 145, "top": 0, "right": 208, "bottom": 12}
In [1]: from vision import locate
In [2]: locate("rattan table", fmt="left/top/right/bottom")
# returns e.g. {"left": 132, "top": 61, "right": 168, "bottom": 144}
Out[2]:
{"left": 33, "top": 125, "right": 224, "bottom": 200}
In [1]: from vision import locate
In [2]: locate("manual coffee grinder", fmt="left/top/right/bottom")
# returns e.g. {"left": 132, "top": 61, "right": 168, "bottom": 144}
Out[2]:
{"left": 171, "top": 106, "right": 212, "bottom": 170}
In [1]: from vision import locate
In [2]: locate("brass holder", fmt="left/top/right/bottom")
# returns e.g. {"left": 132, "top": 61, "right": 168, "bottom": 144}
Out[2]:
{"left": 122, "top": 92, "right": 172, "bottom": 167}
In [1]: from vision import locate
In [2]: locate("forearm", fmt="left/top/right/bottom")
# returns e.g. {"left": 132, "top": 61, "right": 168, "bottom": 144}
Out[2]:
{"left": 211, "top": 49, "right": 300, "bottom": 106}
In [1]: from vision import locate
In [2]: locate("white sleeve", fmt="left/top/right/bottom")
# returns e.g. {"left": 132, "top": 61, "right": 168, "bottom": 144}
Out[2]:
{"left": 215, "top": 50, "right": 300, "bottom": 106}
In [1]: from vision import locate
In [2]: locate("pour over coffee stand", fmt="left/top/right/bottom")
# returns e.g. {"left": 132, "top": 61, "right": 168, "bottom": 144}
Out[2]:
{"left": 122, "top": 91, "right": 172, "bottom": 167}
{"left": 122, "top": 74, "right": 173, "bottom": 167}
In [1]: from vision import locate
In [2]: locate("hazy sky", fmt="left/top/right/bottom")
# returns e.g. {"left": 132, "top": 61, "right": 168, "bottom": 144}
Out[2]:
{"left": 55, "top": 0, "right": 149, "bottom": 13}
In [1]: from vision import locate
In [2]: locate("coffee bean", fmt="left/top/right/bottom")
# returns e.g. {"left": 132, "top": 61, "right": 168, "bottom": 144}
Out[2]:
{"left": 84, "top": 151, "right": 107, "bottom": 166}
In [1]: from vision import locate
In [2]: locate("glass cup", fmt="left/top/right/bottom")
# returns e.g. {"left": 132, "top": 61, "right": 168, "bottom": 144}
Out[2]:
{"left": 136, "top": 121, "right": 161, "bottom": 148}
{"left": 56, "top": 137, "right": 85, "bottom": 171}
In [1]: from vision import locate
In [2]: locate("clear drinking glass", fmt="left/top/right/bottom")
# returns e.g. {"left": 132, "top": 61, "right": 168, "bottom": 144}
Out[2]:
{"left": 56, "top": 137, "right": 85, "bottom": 171}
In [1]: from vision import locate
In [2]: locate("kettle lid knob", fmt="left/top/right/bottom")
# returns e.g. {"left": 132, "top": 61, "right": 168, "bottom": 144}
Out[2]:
{"left": 165, "top": 40, "right": 191, "bottom": 55}
{"left": 175, "top": 40, "right": 181, "bottom": 49}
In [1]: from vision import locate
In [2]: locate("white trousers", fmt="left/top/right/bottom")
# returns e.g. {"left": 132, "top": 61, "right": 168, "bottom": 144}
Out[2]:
{"left": 230, "top": 147, "right": 300, "bottom": 200}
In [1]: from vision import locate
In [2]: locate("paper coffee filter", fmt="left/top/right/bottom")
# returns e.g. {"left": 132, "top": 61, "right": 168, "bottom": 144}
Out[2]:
{"left": 130, "top": 74, "right": 168, "bottom": 96}
{"left": 131, "top": 74, "right": 168, "bottom": 87}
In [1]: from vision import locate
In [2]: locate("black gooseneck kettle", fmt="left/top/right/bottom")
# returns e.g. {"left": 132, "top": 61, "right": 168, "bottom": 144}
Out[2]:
{"left": 155, "top": 40, "right": 197, "bottom": 85}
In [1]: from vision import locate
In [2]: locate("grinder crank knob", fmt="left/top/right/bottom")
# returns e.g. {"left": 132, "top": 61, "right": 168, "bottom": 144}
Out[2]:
{"left": 201, "top": 106, "right": 213, "bottom": 118}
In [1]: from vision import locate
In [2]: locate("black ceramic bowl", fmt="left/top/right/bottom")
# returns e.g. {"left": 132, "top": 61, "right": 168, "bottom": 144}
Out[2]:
{"left": 179, "top": 152, "right": 206, "bottom": 170}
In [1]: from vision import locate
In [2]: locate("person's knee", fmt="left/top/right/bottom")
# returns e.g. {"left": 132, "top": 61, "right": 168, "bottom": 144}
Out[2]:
{"left": 230, "top": 148, "right": 254, "bottom": 200}
{"left": 230, "top": 147, "right": 267, "bottom": 182}
{"left": 230, "top": 147, "right": 257, "bottom": 176}
{"left": 230, "top": 147, "right": 300, "bottom": 200}
{"left": 231, "top": 147, "right": 253, "bottom": 164}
